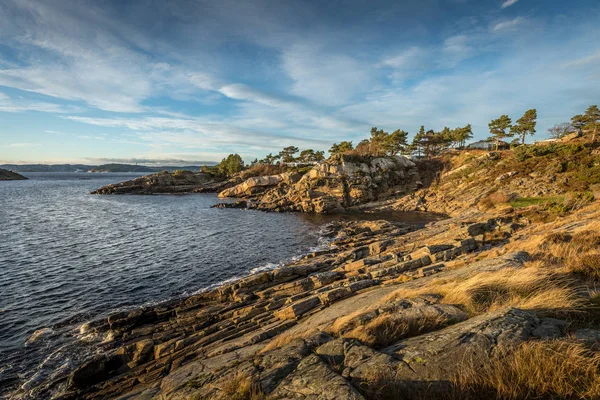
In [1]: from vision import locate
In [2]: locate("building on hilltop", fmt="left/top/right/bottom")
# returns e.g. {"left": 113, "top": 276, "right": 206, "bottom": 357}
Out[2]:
{"left": 466, "top": 140, "right": 509, "bottom": 151}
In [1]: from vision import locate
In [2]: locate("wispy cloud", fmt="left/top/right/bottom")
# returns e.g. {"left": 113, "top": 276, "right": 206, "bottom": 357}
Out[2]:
{"left": 492, "top": 16, "right": 524, "bottom": 32}
{"left": 6, "top": 143, "right": 41, "bottom": 147}
{"left": 501, "top": 0, "right": 520, "bottom": 9}
{"left": 0, "top": 92, "right": 78, "bottom": 113}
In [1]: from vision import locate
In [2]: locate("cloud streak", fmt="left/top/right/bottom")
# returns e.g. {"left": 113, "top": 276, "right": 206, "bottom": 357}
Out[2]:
{"left": 501, "top": 0, "right": 520, "bottom": 9}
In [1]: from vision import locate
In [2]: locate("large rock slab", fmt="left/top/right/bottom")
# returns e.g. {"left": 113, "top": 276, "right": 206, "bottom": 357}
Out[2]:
{"left": 270, "top": 354, "right": 365, "bottom": 399}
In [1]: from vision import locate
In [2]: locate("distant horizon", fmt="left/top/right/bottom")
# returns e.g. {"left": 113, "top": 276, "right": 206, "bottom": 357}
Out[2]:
{"left": 1, "top": 0, "right": 599, "bottom": 164}
{"left": 0, "top": 160, "right": 219, "bottom": 167}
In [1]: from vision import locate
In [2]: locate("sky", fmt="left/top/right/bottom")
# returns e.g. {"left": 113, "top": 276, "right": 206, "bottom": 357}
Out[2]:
{"left": 0, "top": 0, "right": 599, "bottom": 165}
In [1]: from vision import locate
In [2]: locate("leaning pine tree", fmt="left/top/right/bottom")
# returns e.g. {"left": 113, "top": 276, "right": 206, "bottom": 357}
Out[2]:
{"left": 584, "top": 105, "right": 600, "bottom": 143}
{"left": 511, "top": 109, "right": 537, "bottom": 145}
{"left": 488, "top": 115, "right": 513, "bottom": 151}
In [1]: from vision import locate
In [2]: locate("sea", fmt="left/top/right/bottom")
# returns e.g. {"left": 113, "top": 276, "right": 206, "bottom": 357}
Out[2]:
{"left": 0, "top": 172, "right": 438, "bottom": 398}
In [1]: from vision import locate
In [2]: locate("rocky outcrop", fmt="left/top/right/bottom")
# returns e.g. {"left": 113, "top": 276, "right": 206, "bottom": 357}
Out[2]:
{"left": 90, "top": 170, "right": 229, "bottom": 195}
{"left": 218, "top": 172, "right": 302, "bottom": 198}
{"left": 242, "top": 155, "right": 420, "bottom": 213}
{"left": 0, "top": 168, "right": 27, "bottom": 180}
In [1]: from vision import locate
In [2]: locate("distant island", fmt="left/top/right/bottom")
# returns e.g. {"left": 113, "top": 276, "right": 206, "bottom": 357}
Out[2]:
{"left": 0, "top": 163, "right": 213, "bottom": 173}
{"left": 0, "top": 168, "right": 27, "bottom": 180}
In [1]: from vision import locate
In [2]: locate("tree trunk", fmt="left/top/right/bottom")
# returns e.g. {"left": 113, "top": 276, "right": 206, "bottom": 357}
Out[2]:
{"left": 495, "top": 138, "right": 499, "bottom": 151}
{"left": 593, "top": 127, "right": 597, "bottom": 144}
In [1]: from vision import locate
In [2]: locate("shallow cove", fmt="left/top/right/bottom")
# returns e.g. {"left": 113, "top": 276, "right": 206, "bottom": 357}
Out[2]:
{"left": 0, "top": 172, "right": 441, "bottom": 395}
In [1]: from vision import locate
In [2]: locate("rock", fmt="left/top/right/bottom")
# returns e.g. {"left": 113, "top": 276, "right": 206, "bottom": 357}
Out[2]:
{"left": 575, "top": 329, "right": 600, "bottom": 342}
{"left": 218, "top": 173, "right": 297, "bottom": 198}
{"left": 91, "top": 171, "right": 226, "bottom": 195}
{"left": 270, "top": 354, "right": 365, "bottom": 399}
{"left": 495, "top": 171, "right": 518, "bottom": 182}
{"left": 275, "top": 296, "right": 322, "bottom": 320}
{"left": 251, "top": 155, "right": 420, "bottom": 213}
{"left": 382, "top": 308, "right": 541, "bottom": 384}
{"left": 68, "top": 354, "right": 125, "bottom": 389}
{"left": 211, "top": 200, "right": 248, "bottom": 209}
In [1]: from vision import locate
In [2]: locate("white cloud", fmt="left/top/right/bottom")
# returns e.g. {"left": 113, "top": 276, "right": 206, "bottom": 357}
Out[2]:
{"left": 0, "top": 92, "right": 78, "bottom": 113}
{"left": 282, "top": 44, "right": 375, "bottom": 106}
{"left": 0, "top": 1, "right": 219, "bottom": 113}
{"left": 561, "top": 51, "right": 600, "bottom": 69}
{"left": 442, "top": 35, "right": 475, "bottom": 66}
{"left": 501, "top": 0, "right": 519, "bottom": 9}
{"left": 7, "top": 143, "right": 41, "bottom": 147}
{"left": 492, "top": 17, "right": 524, "bottom": 32}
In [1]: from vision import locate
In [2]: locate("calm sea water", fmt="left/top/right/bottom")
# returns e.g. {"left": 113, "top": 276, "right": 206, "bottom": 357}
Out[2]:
{"left": 0, "top": 173, "right": 439, "bottom": 397}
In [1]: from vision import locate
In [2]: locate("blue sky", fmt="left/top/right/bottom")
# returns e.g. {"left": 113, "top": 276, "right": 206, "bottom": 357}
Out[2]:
{"left": 0, "top": 0, "right": 599, "bottom": 165}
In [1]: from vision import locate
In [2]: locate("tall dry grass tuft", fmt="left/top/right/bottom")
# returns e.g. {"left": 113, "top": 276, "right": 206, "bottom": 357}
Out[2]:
{"left": 383, "top": 266, "right": 583, "bottom": 316}
{"left": 341, "top": 313, "right": 449, "bottom": 348}
{"left": 453, "top": 341, "right": 600, "bottom": 399}
{"left": 258, "top": 328, "right": 321, "bottom": 354}
{"left": 215, "top": 372, "right": 265, "bottom": 400}
{"left": 540, "top": 229, "right": 600, "bottom": 281}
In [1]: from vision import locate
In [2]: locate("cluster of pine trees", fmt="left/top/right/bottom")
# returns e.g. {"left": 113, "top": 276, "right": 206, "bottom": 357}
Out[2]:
{"left": 210, "top": 104, "right": 599, "bottom": 177}
{"left": 250, "top": 146, "right": 326, "bottom": 166}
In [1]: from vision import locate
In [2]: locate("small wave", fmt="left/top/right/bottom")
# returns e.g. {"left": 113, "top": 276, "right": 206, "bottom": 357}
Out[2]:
{"left": 25, "top": 328, "right": 54, "bottom": 346}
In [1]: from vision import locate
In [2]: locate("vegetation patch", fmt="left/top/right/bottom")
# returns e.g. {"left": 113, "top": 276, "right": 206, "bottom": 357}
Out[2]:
{"left": 453, "top": 341, "right": 600, "bottom": 399}
{"left": 509, "top": 196, "right": 564, "bottom": 209}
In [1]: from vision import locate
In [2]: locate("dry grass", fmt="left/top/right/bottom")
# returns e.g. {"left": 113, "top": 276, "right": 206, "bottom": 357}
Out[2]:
{"left": 357, "top": 341, "right": 600, "bottom": 400}
{"left": 258, "top": 327, "right": 320, "bottom": 354}
{"left": 383, "top": 265, "right": 583, "bottom": 316}
{"left": 216, "top": 372, "right": 265, "bottom": 400}
{"left": 539, "top": 229, "right": 600, "bottom": 281}
{"left": 340, "top": 313, "right": 449, "bottom": 347}
{"left": 479, "top": 191, "right": 515, "bottom": 210}
{"left": 453, "top": 341, "right": 600, "bottom": 399}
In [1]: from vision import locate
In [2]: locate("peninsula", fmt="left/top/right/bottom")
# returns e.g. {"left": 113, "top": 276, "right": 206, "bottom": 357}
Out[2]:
{"left": 0, "top": 168, "right": 27, "bottom": 180}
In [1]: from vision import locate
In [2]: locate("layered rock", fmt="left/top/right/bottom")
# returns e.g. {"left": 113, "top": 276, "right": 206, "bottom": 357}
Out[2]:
{"left": 90, "top": 170, "right": 230, "bottom": 195}
{"left": 0, "top": 168, "right": 27, "bottom": 180}
{"left": 218, "top": 172, "right": 302, "bottom": 198}
{"left": 217, "top": 155, "right": 420, "bottom": 213}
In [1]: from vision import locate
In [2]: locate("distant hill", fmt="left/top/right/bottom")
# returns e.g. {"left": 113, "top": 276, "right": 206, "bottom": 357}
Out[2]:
{"left": 0, "top": 163, "right": 211, "bottom": 173}
{"left": 0, "top": 168, "right": 27, "bottom": 180}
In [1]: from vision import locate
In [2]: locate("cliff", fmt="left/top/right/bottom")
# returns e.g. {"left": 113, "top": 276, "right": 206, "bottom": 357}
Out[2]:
{"left": 0, "top": 168, "right": 27, "bottom": 180}
{"left": 216, "top": 155, "right": 424, "bottom": 213}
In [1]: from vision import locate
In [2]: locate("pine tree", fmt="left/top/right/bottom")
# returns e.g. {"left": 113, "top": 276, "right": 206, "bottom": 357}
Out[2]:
{"left": 571, "top": 114, "right": 587, "bottom": 136}
{"left": 410, "top": 126, "right": 426, "bottom": 157}
{"left": 329, "top": 141, "right": 354, "bottom": 155}
{"left": 387, "top": 129, "right": 408, "bottom": 155}
{"left": 584, "top": 105, "right": 600, "bottom": 143}
{"left": 488, "top": 115, "right": 513, "bottom": 151}
{"left": 511, "top": 109, "right": 537, "bottom": 145}
{"left": 279, "top": 146, "right": 299, "bottom": 163}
